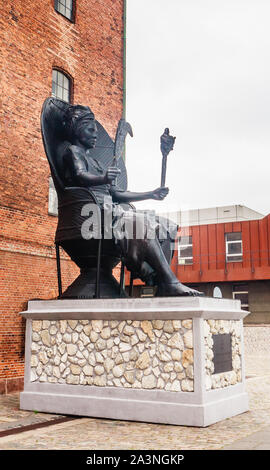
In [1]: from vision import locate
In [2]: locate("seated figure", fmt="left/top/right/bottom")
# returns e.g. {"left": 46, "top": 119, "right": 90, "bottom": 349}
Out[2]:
{"left": 41, "top": 98, "right": 202, "bottom": 298}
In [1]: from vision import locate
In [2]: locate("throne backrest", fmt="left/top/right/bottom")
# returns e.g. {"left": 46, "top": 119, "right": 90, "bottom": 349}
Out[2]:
{"left": 40, "top": 97, "right": 128, "bottom": 193}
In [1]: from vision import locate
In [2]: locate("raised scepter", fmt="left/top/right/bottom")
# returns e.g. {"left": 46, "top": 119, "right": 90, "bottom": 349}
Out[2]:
{"left": 160, "top": 128, "right": 176, "bottom": 187}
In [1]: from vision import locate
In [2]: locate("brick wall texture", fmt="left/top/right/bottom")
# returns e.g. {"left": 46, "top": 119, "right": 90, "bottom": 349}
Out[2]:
{"left": 0, "top": 0, "right": 124, "bottom": 391}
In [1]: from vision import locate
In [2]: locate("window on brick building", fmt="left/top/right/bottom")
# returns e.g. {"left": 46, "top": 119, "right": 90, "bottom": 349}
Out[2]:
{"left": 54, "top": 0, "right": 74, "bottom": 21}
{"left": 225, "top": 232, "right": 242, "bottom": 262}
{"left": 52, "top": 69, "right": 71, "bottom": 103}
{"left": 233, "top": 284, "right": 249, "bottom": 311}
{"left": 178, "top": 236, "right": 193, "bottom": 265}
{"left": 48, "top": 177, "right": 58, "bottom": 216}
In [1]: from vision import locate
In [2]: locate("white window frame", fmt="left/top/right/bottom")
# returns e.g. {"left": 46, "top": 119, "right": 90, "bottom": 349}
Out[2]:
{"left": 233, "top": 289, "right": 249, "bottom": 310}
{"left": 52, "top": 69, "right": 71, "bottom": 103}
{"left": 178, "top": 236, "right": 193, "bottom": 265}
{"left": 225, "top": 232, "right": 243, "bottom": 262}
{"left": 55, "top": 0, "right": 74, "bottom": 21}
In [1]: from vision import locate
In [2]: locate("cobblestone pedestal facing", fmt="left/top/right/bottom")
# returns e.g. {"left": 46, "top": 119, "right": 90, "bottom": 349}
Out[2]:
{"left": 20, "top": 297, "right": 249, "bottom": 427}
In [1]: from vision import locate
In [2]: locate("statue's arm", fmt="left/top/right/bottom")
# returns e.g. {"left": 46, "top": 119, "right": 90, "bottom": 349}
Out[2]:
{"left": 64, "top": 146, "right": 119, "bottom": 187}
{"left": 111, "top": 187, "right": 169, "bottom": 203}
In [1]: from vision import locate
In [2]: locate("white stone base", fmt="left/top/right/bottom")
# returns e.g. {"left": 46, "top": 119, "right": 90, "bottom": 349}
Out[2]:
{"left": 20, "top": 383, "right": 249, "bottom": 427}
{"left": 20, "top": 297, "right": 249, "bottom": 427}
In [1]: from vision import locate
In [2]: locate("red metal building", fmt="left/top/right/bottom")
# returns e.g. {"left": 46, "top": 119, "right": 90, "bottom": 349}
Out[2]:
{"left": 128, "top": 205, "right": 270, "bottom": 324}
{"left": 171, "top": 210, "right": 270, "bottom": 324}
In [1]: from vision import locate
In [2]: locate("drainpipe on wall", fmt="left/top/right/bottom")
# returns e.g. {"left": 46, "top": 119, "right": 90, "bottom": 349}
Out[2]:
{"left": 121, "top": 0, "right": 127, "bottom": 291}
{"left": 121, "top": 0, "right": 128, "bottom": 167}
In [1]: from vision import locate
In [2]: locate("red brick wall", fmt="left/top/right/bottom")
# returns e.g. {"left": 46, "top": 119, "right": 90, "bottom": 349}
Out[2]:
{"left": 0, "top": 0, "right": 124, "bottom": 391}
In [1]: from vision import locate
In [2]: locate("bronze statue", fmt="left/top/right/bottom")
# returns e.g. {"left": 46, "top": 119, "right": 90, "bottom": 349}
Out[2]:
{"left": 41, "top": 98, "right": 202, "bottom": 298}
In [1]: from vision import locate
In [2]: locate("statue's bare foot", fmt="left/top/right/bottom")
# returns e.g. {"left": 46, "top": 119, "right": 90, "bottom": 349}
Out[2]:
{"left": 157, "top": 282, "right": 204, "bottom": 297}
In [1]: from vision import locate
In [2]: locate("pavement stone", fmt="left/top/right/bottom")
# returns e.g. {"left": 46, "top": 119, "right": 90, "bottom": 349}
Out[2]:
{"left": 222, "top": 426, "right": 270, "bottom": 450}
{"left": 0, "top": 393, "right": 64, "bottom": 433}
{"left": 0, "top": 353, "right": 270, "bottom": 450}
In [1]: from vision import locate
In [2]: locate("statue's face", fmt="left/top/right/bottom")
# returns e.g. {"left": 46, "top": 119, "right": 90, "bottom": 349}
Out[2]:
{"left": 77, "top": 120, "right": 97, "bottom": 149}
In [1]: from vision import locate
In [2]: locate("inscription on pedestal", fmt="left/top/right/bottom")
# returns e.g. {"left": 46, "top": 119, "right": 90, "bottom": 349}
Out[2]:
{"left": 213, "top": 333, "right": 232, "bottom": 374}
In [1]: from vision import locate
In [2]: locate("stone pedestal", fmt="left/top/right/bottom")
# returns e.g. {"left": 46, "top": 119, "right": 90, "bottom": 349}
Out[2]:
{"left": 20, "top": 297, "right": 249, "bottom": 427}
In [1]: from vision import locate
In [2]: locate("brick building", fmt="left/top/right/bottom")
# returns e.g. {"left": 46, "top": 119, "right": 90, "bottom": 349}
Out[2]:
{"left": 0, "top": 0, "right": 125, "bottom": 393}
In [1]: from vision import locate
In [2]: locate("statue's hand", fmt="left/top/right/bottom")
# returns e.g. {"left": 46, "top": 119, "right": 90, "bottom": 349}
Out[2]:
{"left": 152, "top": 187, "right": 169, "bottom": 201}
{"left": 105, "top": 166, "right": 121, "bottom": 184}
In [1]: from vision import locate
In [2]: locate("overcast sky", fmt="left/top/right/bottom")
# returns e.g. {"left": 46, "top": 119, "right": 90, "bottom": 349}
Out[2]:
{"left": 125, "top": 0, "right": 270, "bottom": 216}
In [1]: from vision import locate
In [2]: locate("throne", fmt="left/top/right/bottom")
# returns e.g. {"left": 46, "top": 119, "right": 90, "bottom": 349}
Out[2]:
{"left": 41, "top": 97, "right": 129, "bottom": 299}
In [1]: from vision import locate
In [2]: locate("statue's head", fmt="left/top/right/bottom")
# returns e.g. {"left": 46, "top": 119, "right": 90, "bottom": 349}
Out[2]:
{"left": 63, "top": 105, "right": 97, "bottom": 149}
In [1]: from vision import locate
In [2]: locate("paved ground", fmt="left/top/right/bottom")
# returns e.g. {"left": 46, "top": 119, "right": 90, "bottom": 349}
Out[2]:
{"left": 0, "top": 393, "right": 64, "bottom": 433}
{"left": 0, "top": 352, "right": 270, "bottom": 450}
